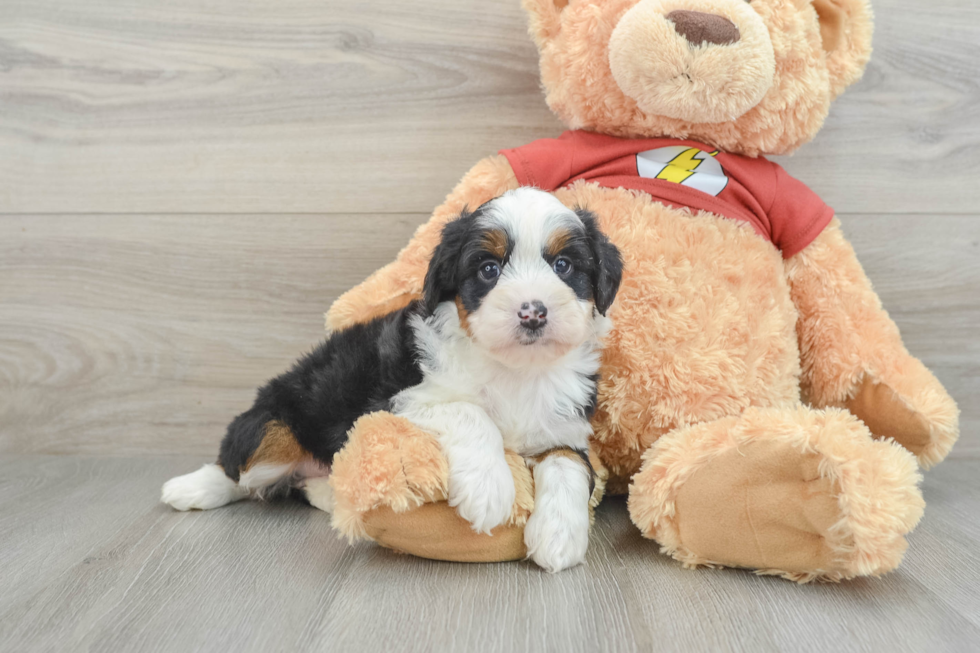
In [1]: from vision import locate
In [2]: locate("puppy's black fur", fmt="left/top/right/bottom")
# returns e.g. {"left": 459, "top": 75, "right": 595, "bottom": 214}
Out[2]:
{"left": 218, "top": 304, "right": 424, "bottom": 479}
{"left": 422, "top": 209, "right": 483, "bottom": 314}
{"left": 576, "top": 209, "right": 623, "bottom": 316}
{"left": 217, "top": 201, "right": 623, "bottom": 483}
{"left": 218, "top": 210, "right": 486, "bottom": 480}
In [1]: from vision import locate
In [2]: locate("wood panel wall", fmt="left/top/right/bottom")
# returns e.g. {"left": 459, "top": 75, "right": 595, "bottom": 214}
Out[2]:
{"left": 2, "top": 0, "right": 977, "bottom": 458}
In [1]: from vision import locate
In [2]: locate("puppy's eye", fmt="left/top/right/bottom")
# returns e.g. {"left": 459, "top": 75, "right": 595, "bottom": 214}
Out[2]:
{"left": 553, "top": 258, "right": 572, "bottom": 276}
{"left": 478, "top": 261, "right": 500, "bottom": 281}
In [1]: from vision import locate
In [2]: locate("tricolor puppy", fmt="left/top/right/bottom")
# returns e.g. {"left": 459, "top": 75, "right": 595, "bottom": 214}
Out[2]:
{"left": 161, "top": 187, "right": 623, "bottom": 572}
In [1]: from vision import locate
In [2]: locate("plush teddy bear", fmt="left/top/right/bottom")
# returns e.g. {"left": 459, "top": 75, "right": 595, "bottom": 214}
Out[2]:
{"left": 305, "top": 0, "right": 960, "bottom": 580}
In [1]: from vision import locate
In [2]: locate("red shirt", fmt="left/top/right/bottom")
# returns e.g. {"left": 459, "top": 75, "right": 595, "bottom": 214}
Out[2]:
{"left": 500, "top": 130, "right": 833, "bottom": 258}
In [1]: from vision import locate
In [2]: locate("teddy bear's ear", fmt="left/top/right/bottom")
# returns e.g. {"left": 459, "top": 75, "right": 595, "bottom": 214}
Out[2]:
{"left": 812, "top": 0, "right": 874, "bottom": 98}
{"left": 523, "top": 0, "right": 570, "bottom": 47}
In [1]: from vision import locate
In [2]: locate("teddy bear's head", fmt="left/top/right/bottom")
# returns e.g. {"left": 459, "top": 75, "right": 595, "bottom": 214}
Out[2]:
{"left": 523, "top": 0, "right": 872, "bottom": 156}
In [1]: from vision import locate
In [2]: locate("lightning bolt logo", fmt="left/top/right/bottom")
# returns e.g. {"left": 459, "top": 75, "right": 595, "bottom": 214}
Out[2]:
{"left": 636, "top": 146, "right": 728, "bottom": 196}
{"left": 655, "top": 148, "right": 719, "bottom": 184}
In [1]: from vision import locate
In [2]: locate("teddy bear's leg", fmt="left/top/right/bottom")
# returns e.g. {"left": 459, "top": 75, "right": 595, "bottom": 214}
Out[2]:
{"left": 304, "top": 412, "right": 609, "bottom": 563}
{"left": 628, "top": 405, "right": 924, "bottom": 582}
{"left": 306, "top": 411, "right": 533, "bottom": 562}
{"left": 325, "top": 155, "right": 519, "bottom": 332}
{"left": 785, "top": 220, "right": 959, "bottom": 467}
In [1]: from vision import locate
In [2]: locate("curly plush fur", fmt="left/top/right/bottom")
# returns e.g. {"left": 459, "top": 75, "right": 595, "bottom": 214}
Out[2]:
{"left": 525, "top": 0, "right": 873, "bottom": 156}
{"left": 305, "top": 0, "right": 958, "bottom": 581}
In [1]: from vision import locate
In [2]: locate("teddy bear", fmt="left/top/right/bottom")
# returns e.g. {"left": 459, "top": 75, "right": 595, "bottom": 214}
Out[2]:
{"left": 304, "top": 0, "right": 960, "bottom": 581}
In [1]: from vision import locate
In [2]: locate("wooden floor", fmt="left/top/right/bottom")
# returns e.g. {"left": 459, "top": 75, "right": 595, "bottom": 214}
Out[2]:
{"left": 1, "top": 0, "right": 979, "bottom": 650}
{"left": 0, "top": 456, "right": 978, "bottom": 652}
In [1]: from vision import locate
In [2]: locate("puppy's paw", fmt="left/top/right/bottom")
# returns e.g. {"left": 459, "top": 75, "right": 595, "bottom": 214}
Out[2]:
{"left": 523, "top": 505, "right": 590, "bottom": 573}
{"left": 161, "top": 464, "right": 248, "bottom": 511}
{"left": 524, "top": 456, "right": 591, "bottom": 572}
{"left": 447, "top": 459, "right": 516, "bottom": 535}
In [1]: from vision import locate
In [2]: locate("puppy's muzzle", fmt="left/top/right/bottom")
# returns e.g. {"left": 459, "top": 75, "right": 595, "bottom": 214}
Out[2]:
{"left": 518, "top": 300, "right": 548, "bottom": 332}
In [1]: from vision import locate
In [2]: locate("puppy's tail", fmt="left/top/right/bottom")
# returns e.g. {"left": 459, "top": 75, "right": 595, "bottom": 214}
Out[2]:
{"left": 161, "top": 409, "right": 322, "bottom": 511}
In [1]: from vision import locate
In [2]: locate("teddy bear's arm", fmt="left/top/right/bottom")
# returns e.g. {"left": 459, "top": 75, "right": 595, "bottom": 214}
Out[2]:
{"left": 325, "top": 155, "right": 519, "bottom": 332}
{"left": 784, "top": 219, "right": 959, "bottom": 467}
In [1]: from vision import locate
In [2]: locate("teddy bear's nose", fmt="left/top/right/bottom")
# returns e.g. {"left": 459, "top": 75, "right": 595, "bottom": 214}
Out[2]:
{"left": 666, "top": 10, "right": 741, "bottom": 46}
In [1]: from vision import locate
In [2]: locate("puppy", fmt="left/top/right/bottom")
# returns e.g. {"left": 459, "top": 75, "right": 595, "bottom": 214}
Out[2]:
{"left": 161, "top": 187, "right": 623, "bottom": 572}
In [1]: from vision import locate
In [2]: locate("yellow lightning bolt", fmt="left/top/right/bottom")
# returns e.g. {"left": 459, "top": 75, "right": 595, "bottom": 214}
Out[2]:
{"left": 656, "top": 148, "right": 705, "bottom": 184}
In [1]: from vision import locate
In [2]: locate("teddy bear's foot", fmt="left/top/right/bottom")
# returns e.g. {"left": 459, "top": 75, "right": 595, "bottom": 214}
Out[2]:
{"left": 361, "top": 502, "right": 528, "bottom": 562}
{"left": 313, "top": 411, "right": 610, "bottom": 564}
{"left": 628, "top": 406, "right": 924, "bottom": 582}
{"left": 306, "top": 468, "right": 526, "bottom": 561}
{"left": 321, "top": 411, "right": 536, "bottom": 562}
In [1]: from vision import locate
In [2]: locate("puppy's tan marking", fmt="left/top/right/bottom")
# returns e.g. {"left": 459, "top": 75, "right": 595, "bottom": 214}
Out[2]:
{"left": 482, "top": 229, "right": 508, "bottom": 260}
{"left": 243, "top": 420, "right": 311, "bottom": 473}
{"left": 527, "top": 446, "right": 596, "bottom": 497}
{"left": 455, "top": 296, "right": 473, "bottom": 336}
{"left": 545, "top": 229, "right": 573, "bottom": 258}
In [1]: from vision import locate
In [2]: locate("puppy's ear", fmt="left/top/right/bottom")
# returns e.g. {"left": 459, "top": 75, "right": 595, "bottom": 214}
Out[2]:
{"left": 577, "top": 209, "right": 622, "bottom": 316}
{"left": 422, "top": 211, "right": 473, "bottom": 315}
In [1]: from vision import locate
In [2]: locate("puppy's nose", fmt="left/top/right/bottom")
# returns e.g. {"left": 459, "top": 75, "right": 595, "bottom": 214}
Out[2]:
{"left": 518, "top": 301, "right": 548, "bottom": 331}
{"left": 666, "top": 10, "right": 740, "bottom": 46}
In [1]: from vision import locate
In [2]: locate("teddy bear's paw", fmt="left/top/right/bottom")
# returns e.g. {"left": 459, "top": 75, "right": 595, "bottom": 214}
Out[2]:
{"left": 447, "top": 457, "right": 516, "bottom": 535}
{"left": 843, "top": 373, "right": 959, "bottom": 470}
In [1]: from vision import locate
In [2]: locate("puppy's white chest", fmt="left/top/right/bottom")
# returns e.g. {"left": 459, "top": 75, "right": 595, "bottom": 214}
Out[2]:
{"left": 399, "top": 302, "right": 606, "bottom": 456}
{"left": 480, "top": 365, "right": 595, "bottom": 456}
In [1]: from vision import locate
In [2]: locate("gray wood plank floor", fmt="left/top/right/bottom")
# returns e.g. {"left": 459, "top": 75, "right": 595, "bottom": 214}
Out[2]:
{"left": 1, "top": 456, "right": 978, "bottom": 653}
{"left": 1, "top": 0, "right": 978, "bottom": 649}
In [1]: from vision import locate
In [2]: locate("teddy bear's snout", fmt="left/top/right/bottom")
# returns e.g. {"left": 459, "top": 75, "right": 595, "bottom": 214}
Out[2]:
{"left": 608, "top": 0, "right": 775, "bottom": 124}
{"left": 666, "top": 10, "right": 740, "bottom": 46}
